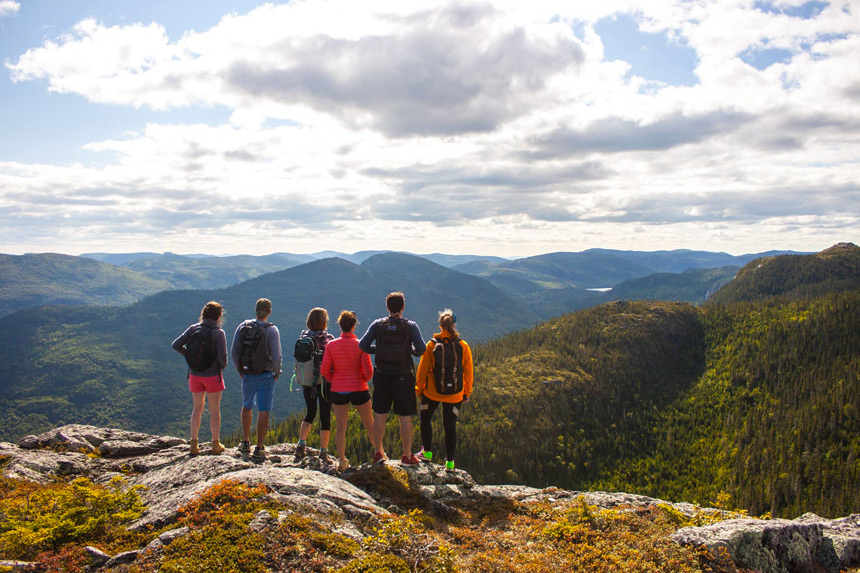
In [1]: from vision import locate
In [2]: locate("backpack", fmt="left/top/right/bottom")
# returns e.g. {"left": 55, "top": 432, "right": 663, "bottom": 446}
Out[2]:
{"left": 292, "top": 331, "right": 325, "bottom": 389}
{"left": 237, "top": 320, "right": 273, "bottom": 375}
{"left": 374, "top": 317, "right": 412, "bottom": 374}
{"left": 184, "top": 323, "right": 215, "bottom": 372}
{"left": 432, "top": 336, "right": 464, "bottom": 395}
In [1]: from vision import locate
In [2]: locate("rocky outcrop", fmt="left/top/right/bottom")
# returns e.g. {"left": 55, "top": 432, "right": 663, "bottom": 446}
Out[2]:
{"left": 3, "top": 425, "right": 860, "bottom": 572}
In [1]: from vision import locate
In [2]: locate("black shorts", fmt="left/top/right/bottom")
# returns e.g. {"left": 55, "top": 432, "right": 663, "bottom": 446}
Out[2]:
{"left": 372, "top": 371, "right": 416, "bottom": 416}
{"left": 329, "top": 390, "right": 371, "bottom": 407}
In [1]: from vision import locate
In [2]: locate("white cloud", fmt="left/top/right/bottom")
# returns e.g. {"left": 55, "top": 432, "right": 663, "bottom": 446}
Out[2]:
{"left": 2, "top": 0, "right": 859, "bottom": 255}
{"left": 0, "top": 1, "right": 19, "bottom": 18}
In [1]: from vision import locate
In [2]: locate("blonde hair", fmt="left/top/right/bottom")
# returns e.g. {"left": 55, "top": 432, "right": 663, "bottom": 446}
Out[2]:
{"left": 306, "top": 307, "right": 328, "bottom": 331}
{"left": 439, "top": 309, "right": 458, "bottom": 336}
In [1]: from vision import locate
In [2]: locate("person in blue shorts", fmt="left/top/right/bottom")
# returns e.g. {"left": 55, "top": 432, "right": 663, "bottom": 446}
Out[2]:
{"left": 231, "top": 298, "right": 281, "bottom": 462}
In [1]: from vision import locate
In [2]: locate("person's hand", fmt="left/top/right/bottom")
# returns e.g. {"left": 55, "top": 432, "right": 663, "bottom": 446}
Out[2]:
{"left": 463, "top": 394, "right": 470, "bottom": 403}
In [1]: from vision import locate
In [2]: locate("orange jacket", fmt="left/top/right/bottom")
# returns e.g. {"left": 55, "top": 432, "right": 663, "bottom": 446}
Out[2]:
{"left": 415, "top": 330, "right": 473, "bottom": 403}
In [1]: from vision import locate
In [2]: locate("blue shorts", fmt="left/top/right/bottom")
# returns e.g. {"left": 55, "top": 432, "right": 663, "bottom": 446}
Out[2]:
{"left": 241, "top": 372, "right": 276, "bottom": 412}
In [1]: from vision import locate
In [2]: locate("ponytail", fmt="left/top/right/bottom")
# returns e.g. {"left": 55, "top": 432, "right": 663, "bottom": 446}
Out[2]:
{"left": 438, "top": 309, "right": 458, "bottom": 337}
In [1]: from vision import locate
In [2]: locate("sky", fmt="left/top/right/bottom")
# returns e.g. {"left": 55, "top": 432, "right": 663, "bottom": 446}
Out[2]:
{"left": 0, "top": 0, "right": 858, "bottom": 257}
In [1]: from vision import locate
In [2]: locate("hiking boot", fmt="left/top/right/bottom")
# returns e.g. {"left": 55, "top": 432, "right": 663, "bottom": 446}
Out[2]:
{"left": 294, "top": 444, "right": 306, "bottom": 461}
{"left": 251, "top": 446, "right": 267, "bottom": 462}
{"left": 210, "top": 441, "right": 225, "bottom": 455}
{"left": 189, "top": 438, "right": 199, "bottom": 456}
{"left": 319, "top": 449, "right": 330, "bottom": 463}
{"left": 400, "top": 454, "right": 421, "bottom": 467}
{"left": 416, "top": 448, "right": 433, "bottom": 463}
{"left": 337, "top": 457, "right": 350, "bottom": 472}
{"left": 445, "top": 460, "right": 455, "bottom": 472}
{"left": 372, "top": 451, "right": 388, "bottom": 465}
{"left": 238, "top": 440, "right": 251, "bottom": 454}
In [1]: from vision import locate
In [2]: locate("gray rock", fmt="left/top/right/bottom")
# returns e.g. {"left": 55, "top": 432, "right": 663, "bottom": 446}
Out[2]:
{"left": 0, "top": 560, "right": 43, "bottom": 571}
{"left": 249, "top": 509, "right": 277, "bottom": 533}
{"left": 17, "top": 435, "right": 39, "bottom": 449}
{"left": 83, "top": 546, "right": 111, "bottom": 567}
{"left": 0, "top": 441, "right": 90, "bottom": 483}
{"left": 671, "top": 514, "right": 860, "bottom": 573}
{"left": 104, "top": 550, "right": 140, "bottom": 568}
{"left": 158, "top": 526, "right": 190, "bottom": 546}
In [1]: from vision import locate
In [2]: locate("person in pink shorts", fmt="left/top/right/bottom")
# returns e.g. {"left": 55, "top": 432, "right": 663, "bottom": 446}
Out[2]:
{"left": 172, "top": 301, "right": 228, "bottom": 455}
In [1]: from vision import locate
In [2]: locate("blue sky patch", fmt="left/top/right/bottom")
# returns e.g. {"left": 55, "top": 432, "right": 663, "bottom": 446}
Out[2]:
{"left": 594, "top": 14, "right": 698, "bottom": 86}
{"left": 754, "top": 1, "right": 829, "bottom": 19}
{"left": 740, "top": 47, "right": 794, "bottom": 70}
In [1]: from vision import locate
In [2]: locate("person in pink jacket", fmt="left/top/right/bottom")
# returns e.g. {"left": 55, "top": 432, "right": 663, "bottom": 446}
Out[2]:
{"left": 320, "top": 310, "right": 376, "bottom": 472}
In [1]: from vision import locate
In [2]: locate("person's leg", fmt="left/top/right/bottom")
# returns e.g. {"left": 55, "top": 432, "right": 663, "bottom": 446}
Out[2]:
{"left": 419, "top": 397, "right": 440, "bottom": 457}
{"left": 398, "top": 415, "right": 413, "bottom": 458}
{"left": 333, "top": 403, "right": 349, "bottom": 462}
{"left": 371, "top": 372, "right": 393, "bottom": 455}
{"left": 241, "top": 407, "right": 253, "bottom": 441}
{"left": 372, "top": 412, "right": 388, "bottom": 454}
{"left": 355, "top": 399, "right": 375, "bottom": 447}
{"left": 240, "top": 376, "right": 257, "bottom": 443}
{"left": 318, "top": 390, "right": 332, "bottom": 451}
{"left": 190, "top": 391, "right": 205, "bottom": 441}
{"left": 256, "top": 411, "right": 269, "bottom": 448}
{"left": 299, "top": 386, "right": 317, "bottom": 443}
{"left": 206, "top": 391, "right": 223, "bottom": 443}
{"left": 442, "top": 401, "right": 461, "bottom": 462}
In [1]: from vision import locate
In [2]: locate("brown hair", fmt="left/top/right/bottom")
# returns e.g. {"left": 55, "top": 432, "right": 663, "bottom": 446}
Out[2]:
{"left": 200, "top": 301, "right": 223, "bottom": 324}
{"left": 338, "top": 310, "right": 357, "bottom": 333}
{"left": 386, "top": 291, "right": 405, "bottom": 314}
{"left": 439, "top": 309, "right": 458, "bottom": 337}
{"left": 306, "top": 307, "right": 329, "bottom": 331}
{"left": 255, "top": 298, "right": 272, "bottom": 319}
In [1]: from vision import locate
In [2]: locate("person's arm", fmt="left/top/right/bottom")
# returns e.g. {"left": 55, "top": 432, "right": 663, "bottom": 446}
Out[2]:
{"left": 415, "top": 342, "right": 434, "bottom": 396}
{"left": 171, "top": 325, "right": 193, "bottom": 356}
{"left": 269, "top": 325, "right": 282, "bottom": 380}
{"left": 215, "top": 329, "right": 228, "bottom": 370}
{"left": 230, "top": 322, "right": 243, "bottom": 375}
{"left": 360, "top": 347, "right": 374, "bottom": 383}
{"left": 409, "top": 321, "right": 426, "bottom": 356}
{"left": 461, "top": 340, "right": 474, "bottom": 400}
{"left": 358, "top": 320, "right": 377, "bottom": 354}
{"left": 320, "top": 342, "right": 333, "bottom": 382}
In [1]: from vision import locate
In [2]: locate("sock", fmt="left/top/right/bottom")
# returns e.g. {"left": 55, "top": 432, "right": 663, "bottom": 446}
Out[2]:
{"left": 298, "top": 439, "right": 306, "bottom": 446}
{"left": 319, "top": 447, "right": 328, "bottom": 454}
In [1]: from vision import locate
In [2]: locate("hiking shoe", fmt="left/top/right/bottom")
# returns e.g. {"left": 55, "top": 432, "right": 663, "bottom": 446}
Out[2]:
{"left": 189, "top": 438, "right": 199, "bottom": 456}
{"left": 294, "top": 444, "right": 306, "bottom": 461}
{"left": 417, "top": 448, "right": 433, "bottom": 463}
{"left": 445, "top": 460, "right": 455, "bottom": 472}
{"left": 251, "top": 446, "right": 267, "bottom": 462}
{"left": 238, "top": 440, "right": 251, "bottom": 454}
{"left": 319, "top": 449, "right": 330, "bottom": 463}
{"left": 209, "top": 441, "right": 225, "bottom": 455}
{"left": 372, "top": 451, "right": 388, "bottom": 465}
{"left": 337, "top": 457, "right": 350, "bottom": 472}
{"left": 400, "top": 454, "right": 421, "bottom": 467}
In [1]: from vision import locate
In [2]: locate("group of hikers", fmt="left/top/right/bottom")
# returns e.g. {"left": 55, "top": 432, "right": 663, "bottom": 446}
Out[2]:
{"left": 171, "top": 292, "right": 474, "bottom": 473}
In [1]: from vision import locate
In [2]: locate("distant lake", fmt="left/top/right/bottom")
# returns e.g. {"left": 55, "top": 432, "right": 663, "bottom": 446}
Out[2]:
{"left": 587, "top": 287, "right": 613, "bottom": 292}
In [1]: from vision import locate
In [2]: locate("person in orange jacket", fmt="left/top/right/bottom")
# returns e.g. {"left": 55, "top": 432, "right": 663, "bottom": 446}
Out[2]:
{"left": 415, "top": 309, "right": 474, "bottom": 471}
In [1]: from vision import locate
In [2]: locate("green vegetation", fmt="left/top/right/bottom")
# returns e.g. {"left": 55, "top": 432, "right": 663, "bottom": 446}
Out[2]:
{"left": 0, "top": 253, "right": 173, "bottom": 317}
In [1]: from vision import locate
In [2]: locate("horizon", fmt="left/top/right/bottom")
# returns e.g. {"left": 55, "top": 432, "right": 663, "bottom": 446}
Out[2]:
{"left": 1, "top": 1, "right": 858, "bottom": 256}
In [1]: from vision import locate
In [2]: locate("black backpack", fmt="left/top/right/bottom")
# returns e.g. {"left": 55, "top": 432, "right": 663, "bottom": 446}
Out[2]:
{"left": 184, "top": 323, "right": 215, "bottom": 372}
{"left": 432, "top": 336, "right": 463, "bottom": 395}
{"left": 237, "top": 320, "right": 273, "bottom": 375}
{"left": 374, "top": 317, "right": 412, "bottom": 374}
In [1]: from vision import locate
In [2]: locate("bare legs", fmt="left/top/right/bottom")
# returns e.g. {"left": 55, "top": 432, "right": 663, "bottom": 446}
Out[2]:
{"left": 206, "top": 391, "right": 222, "bottom": 443}
{"left": 334, "top": 401, "right": 375, "bottom": 463}
{"left": 190, "top": 392, "right": 205, "bottom": 440}
{"left": 372, "top": 412, "right": 414, "bottom": 458}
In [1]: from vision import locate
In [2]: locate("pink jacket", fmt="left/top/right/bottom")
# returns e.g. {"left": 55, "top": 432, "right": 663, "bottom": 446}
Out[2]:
{"left": 320, "top": 332, "right": 373, "bottom": 393}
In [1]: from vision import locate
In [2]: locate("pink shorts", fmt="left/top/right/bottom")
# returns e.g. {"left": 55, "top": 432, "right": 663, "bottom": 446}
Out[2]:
{"left": 189, "top": 373, "right": 225, "bottom": 393}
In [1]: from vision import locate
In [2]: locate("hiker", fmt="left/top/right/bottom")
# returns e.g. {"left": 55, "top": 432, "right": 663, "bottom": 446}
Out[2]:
{"left": 293, "top": 307, "right": 335, "bottom": 462}
{"left": 230, "top": 298, "right": 281, "bottom": 462}
{"left": 359, "top": 291, "right": 426, "bottom": 467}
{"left": 415, "top": 309, "right": 474, "bottom": 472}
{"left": 319, "top": 310, "right": 375, "bottom": 472}
{"left": 171, "top": 301, "right": 228, "bottom": 456}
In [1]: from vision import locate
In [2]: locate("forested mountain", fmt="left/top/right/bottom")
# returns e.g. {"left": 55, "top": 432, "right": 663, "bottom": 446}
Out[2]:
{"left": 0, "top": 254, "right": 532, "bottom": 442}
{"left": 0, "top": 253, "right": 174, "bottom": 317}
{"left": 707, "top": 242, "right": 860, "bottom": 304}
{"left": 271, "top": 244, "right": 860, "bottom": 518}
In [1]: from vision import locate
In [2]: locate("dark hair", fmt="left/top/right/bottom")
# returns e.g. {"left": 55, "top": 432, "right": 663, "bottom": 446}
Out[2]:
{"left": 306, "top": 307, "right": 328, "bottom": 331}
{"left": 386, "top": 291, "right": 405, "bottom": 313}
{"left": 439, "top": 309, "right": 457, "bottom": 337}
{"left": 200, "top": 301, "right": 223, "bottom": 324}
{"left": 338, "top": 310, "right": 357, "bottom": 332}
{"left": 255, "top": 298, "right": 272, "bottom": 319}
